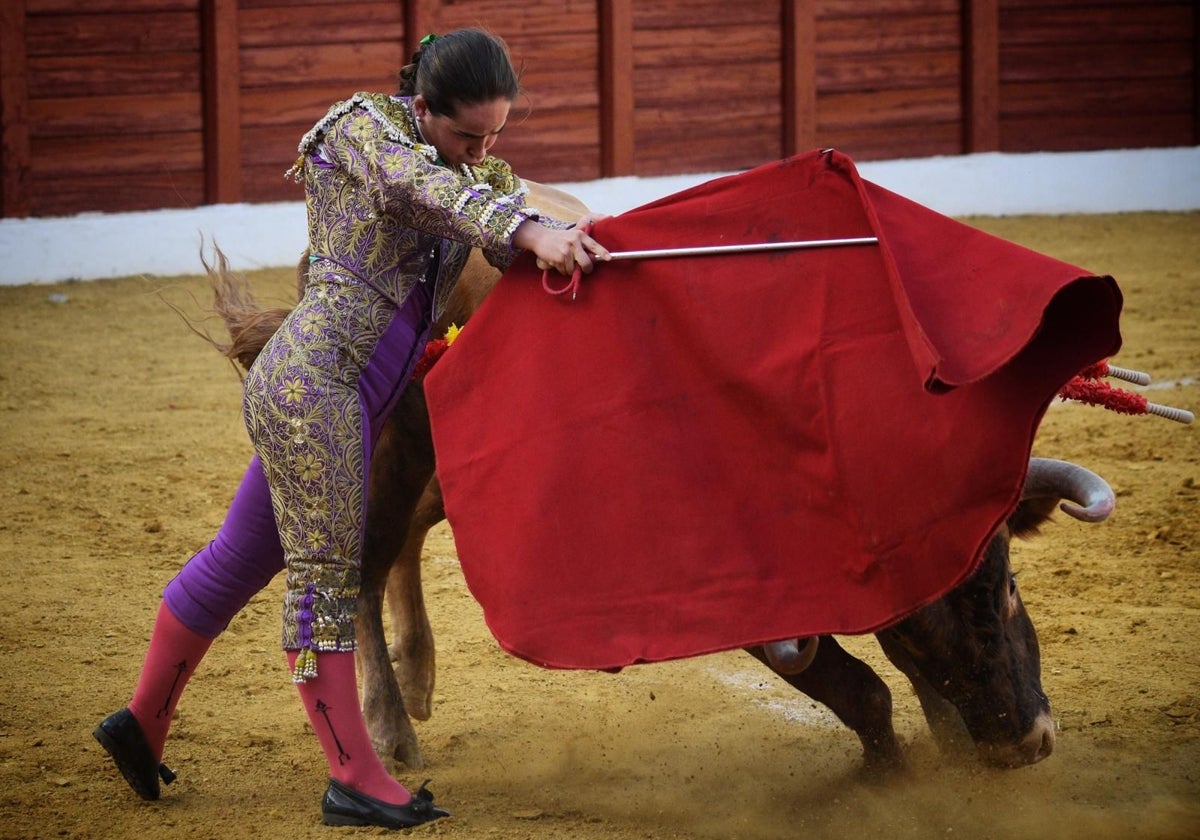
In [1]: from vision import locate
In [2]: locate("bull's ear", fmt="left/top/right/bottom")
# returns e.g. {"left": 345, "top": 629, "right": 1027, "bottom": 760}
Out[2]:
{"left": 1008, "top": 496, "right": 1060, "bottom": 538}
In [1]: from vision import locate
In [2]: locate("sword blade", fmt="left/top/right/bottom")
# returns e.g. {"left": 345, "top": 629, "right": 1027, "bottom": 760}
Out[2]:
{"left": 607, "top": 236, "right": 878, "bottom": 261}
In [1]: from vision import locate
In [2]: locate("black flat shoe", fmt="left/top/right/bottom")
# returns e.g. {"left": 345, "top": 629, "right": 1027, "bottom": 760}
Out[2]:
{"left": 321, "top": 778, "right": 450, "bottom": 829}
{"left": 93, "top": 708, "right": 177, "bottom": 801}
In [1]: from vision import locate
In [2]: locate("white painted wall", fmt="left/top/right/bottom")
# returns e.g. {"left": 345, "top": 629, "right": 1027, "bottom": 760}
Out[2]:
{"left": 2, "top": 146, "right": 1197, "bottom": 286}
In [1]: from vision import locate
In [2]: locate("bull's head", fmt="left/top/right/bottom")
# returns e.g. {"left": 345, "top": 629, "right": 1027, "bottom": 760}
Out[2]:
{"left": 875, "top": 458, "right": 1114, "bottom": 768}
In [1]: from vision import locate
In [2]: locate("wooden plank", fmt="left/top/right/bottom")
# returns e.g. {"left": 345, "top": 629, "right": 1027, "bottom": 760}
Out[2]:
{"left": 29, "top": 0, "right": 197, "bottom": 13}
{"left": 240, "top": 4, "right": 401, "bottom": 48}
{"left": 488, "top": 31, "right": 600, "bottom": 62}
{"left": 817, "top": 12, "right": 961, "bottom": 54}
{"left": 633, "top": 128, "right": 780, "bottom": 176}
{"left": 239, "top": 42, "right": 405, "bottom": 90}
{"left": 516, "top": 67, "right": 601, "bottom": 111}
{"left": 203, "top": 0, "right": 240, "bottom": 203}
{"left": 505, "top": 107, "right": 602, "bottom": 152}
{"left": 818, "top": 86, "right": 961, "bottom": 130}
{"left": 1000, "top": 5, "right": 1192, "bottom": 45}
{"left": 240, "top": 125, "right": 312, "bottom": 168}
{"left": 998, "top": 0, "right": 1183, "bottom": 11}
{"left": 240, "top": 86, "right": 366, "bottom": 128}
{"left": 633, "top": 61, "right": 777, "bottom": 107}
{"left": 783, "top": 0, "right": 817, "bottom": 155}
{"left": 1000, "top": 42, "right": 1192, "bottom": 81}
{"left": 638, "top": 105, "right": 787, "bottom": 138}
{"left": 28, "top": 92, "right": 202, "bottom": 138}
{"left": 436, "top": 0, "right": 597, "bottom": 37}
{"left": 31, "top": 131, "right": 204, "bottom": 178}
{"left": 817, "top": 50, "right": 960, "bottom": 92}
{"left": 816, "top": 122, "right": 961, "bottom": 161}
{"left": 964, "top": 0, "right": 999, "bottom": 152}
{"left": 600, "top": 0, "right": 634, "bottom": 176}
{"left": 486, "top": 149, "right": 601, "bottom": 185}
{"left": 1000, "top": 78, "right": 1193, "bottom": 118}
{"left": 635, "top": 106, "right": 781, "bottom": 162}
{"left": 240, "top": 0, "right": 376, "bottom": 8}
{"left": 636, "top": 98, "right": 782, "bottom": 129}
{"left": 633, "top": 24, "right": 779, "bottom": 67}
{"left": 819, "top": 0, "right": 958, "bottom": 18}
{"left": 26, "top": 11, "right": 200, "bottom": 56}
{"left": 27, "top": 53, "right": 201, "bottom": 98}
{"left": 633, "top": 1, "right": 780, "bottom": 29}
{"left": 31, "top": 171, "right": 205, "bottom": 216}
{"left": 241, "top": 163, "right": 305, "bottom": 204}
{"left": 1, "top": 0, "right": 32, "bottom": 217}
{"left": 1000, "top": 112, "right": 1193, "bottom": 151}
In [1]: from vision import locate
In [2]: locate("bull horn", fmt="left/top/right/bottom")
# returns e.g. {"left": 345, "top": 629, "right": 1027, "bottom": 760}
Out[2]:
{"left": 763, "top": 637, "right": 819, "bottom": 675}
{"left": 1023, "top": 457, "right": 1115, "bottom": 523}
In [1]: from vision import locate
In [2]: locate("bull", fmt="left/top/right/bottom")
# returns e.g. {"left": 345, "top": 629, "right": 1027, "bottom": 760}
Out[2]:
{"left": 202, "top": 182, "right": 1114, "bottom": 776}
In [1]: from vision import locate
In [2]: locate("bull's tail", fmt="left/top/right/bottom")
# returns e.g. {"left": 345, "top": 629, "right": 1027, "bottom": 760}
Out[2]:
{"left": 193, "top": 244, "right": 294, "bottom": 373}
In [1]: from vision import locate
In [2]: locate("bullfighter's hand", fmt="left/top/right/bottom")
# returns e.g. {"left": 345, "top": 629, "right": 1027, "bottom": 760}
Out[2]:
{"left": 516, "top": 216, "right": 611, "bottom": 276}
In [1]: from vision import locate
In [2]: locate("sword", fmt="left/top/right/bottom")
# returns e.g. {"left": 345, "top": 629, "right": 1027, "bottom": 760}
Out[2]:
{"left": 607, "top": 236, "right": 878, "bottom": 261}
{"left": 542, "top": 235, "right": 879, "bottom": 299}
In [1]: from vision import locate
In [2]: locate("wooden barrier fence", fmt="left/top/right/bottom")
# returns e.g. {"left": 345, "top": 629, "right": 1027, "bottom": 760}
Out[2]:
{"left": 1, "top": 0, "right": 1196, "bottom": 217}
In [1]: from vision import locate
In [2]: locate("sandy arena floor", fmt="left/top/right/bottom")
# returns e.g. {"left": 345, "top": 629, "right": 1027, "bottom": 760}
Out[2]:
{"left": 0, "top": 212, "right": 1197, "bottom": 839}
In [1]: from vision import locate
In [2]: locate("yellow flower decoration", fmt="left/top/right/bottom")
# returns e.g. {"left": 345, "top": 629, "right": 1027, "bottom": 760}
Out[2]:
{"left": 444, "top": 323, "right": 462, "bottom": 345}
{"left": 347, "top": 114, "right": 376, "bottom": 142}
{"left": 304, "top": 530, "right": 328, "bottom": 551}
{"left": 299, "top": 310, "right": 328, "bottom": 335}
{"left": 294, "top": 452, "right": 324, "bottom": 482}
{"left": 381, "top": 150, "right": 407, "bottom": 178}
{"left": 280, "top": 377, "right": 308, "bottom": 404}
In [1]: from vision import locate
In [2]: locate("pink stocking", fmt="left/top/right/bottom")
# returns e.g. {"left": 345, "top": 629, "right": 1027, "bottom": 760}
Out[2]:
{"left": 287, "top": 650, "right": 412, "bottom": 805}
{"left": 127, "top": 602, "right": 215, "bottom": 762}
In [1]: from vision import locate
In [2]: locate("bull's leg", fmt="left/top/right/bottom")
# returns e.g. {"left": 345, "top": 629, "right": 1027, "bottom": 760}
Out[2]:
{"left": 874, "top": 630, "right": 974, "bottom": 758}
{"left": 384, "top": 477, "right": 445, "bottom": 721}
{"left": 357, "top": 393, "right": 438, "bottom": 769}
{"left": 746, "top": 636, "right": 906, "bottom": 775}
{"left": 357, "top": 552, "right": 424, "bottom": 770}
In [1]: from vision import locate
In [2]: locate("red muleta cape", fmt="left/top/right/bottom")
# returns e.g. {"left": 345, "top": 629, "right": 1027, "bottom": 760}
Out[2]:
{"left": 425, "top": 150, "right": 1122, "bottom": 670}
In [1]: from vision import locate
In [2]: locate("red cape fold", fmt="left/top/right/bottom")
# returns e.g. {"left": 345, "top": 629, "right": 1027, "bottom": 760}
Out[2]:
{"left": 424, "top": 150, "right": 1122, "bottom": 670}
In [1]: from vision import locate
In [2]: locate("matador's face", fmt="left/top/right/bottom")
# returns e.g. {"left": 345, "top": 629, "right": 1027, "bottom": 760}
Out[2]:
{"left": 412, "top": 95, "right": 511, "bottom": 168}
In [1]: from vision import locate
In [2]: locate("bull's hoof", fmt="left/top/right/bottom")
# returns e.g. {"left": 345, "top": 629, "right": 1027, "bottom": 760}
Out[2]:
{"left": 400, "top": 684, "right": 432, "bottom": 721}
{"left": 858, "top": 751, "right": 910, "bottom": 783}
{"left": 394, "top": 739, "right": 426, "bottom": 770}
{"left": 373, "top": 731, "right": 425, "bottom": 770}
{"left": 857, "top": 736, "right": 910, "bottom": 782}
{"left": 392, "top": 660, "right": 435, "bottom": 722}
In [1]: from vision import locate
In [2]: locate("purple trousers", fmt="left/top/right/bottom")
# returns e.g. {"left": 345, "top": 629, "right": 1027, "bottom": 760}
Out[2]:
{"left": 163, "top": 280, "right": 433, "bottom": 639}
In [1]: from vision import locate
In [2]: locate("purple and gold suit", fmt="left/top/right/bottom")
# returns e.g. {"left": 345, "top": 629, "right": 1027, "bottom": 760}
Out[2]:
{"left": 163, "top": 93, "right": 550, "bottom": 681}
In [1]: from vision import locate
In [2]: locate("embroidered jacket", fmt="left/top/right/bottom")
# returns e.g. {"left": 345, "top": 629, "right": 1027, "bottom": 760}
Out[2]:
{"left": 290, "top": 92, "right": 536, "bottom": 318}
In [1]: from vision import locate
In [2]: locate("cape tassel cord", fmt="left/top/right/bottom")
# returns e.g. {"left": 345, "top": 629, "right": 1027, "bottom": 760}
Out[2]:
{"left": 541, "top": 231, "right": 880, "bottom": 301}
{"left": 1059, "top": 362, "right": 1194, "bottom": 424}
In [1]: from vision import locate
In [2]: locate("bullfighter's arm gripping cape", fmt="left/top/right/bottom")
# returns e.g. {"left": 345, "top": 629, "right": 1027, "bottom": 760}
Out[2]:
{"left": 424, "top": 149, "right": 1123, "bottom": 670}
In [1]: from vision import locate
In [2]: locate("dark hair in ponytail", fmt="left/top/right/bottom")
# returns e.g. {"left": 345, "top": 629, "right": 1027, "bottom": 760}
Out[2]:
{"left": 397, "top": 29, "right": 520, "bottom": 117}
